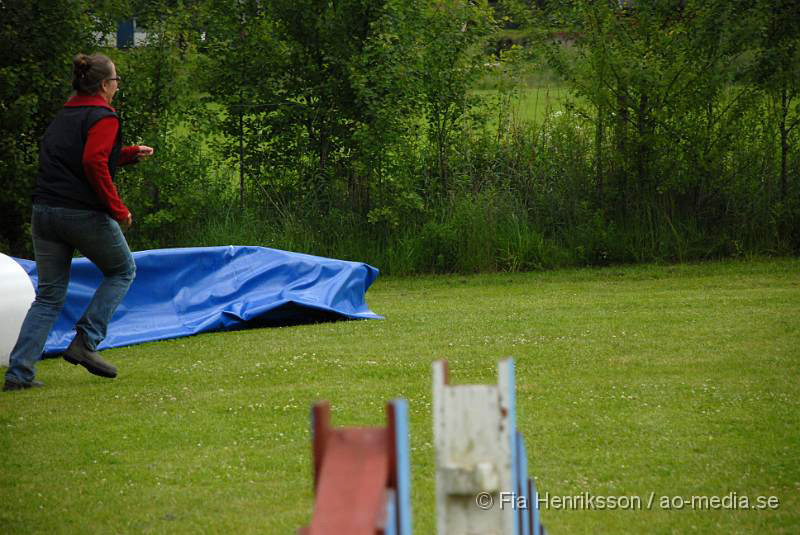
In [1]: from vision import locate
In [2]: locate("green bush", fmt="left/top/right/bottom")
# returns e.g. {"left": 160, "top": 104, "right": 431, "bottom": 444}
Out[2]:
{"left": 3, "top": 1, "right": 798, "bottom": 274}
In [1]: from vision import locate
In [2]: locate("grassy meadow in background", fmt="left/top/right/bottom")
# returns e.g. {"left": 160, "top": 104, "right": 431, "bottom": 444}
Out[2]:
{"left": 1, "top": 258, "right": 798, "bottom": 534}
{"left": 472, "top": 85, "right": 572, "bottom": 125}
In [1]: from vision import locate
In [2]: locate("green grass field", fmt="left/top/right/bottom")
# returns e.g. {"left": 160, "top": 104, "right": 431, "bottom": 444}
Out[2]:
{"left": 2, "top": 259, "right": 799, "bottom": 534}
{"left": 472, "top": 85, "right": 573, "bottom": 125}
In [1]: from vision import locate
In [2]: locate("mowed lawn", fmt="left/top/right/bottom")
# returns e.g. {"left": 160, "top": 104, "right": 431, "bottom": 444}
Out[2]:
{"left": 1, "top": 259, "right": 798, "bottom": 534}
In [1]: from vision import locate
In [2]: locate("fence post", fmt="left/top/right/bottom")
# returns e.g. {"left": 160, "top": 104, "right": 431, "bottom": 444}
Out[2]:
{"left": 433, "top": 358, "right": 546, "bottom": 535}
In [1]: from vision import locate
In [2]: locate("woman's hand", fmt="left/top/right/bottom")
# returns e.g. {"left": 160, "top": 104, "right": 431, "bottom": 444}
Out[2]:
{"left": 136, "top": 145, "right": 154, "bottom": 160}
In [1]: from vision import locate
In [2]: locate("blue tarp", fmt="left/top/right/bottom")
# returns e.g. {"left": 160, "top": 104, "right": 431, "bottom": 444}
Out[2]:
{"left": 13, "top": 246, "right": 382, "bottom": 356}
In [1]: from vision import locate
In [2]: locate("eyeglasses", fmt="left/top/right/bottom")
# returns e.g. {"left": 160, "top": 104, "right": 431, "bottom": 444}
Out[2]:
{"left": 106, "top": 76, "right": 121, "bottom": 83}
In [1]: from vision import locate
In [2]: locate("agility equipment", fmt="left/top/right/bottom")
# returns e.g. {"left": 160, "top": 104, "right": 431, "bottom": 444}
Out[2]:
{"left": 433, "top": 358, "right": 547, "bottom": 535}
{"left": 0, "top": 253, "right": 36, "bottom": 366}
{"left": 10, "top": 245, "right": 381, "bottom": 356}
{"left": 298, "top": 358, "right": 547, "bottom": 534}
{"left": 299, "top": 399, "right": 412, "bottom": 535}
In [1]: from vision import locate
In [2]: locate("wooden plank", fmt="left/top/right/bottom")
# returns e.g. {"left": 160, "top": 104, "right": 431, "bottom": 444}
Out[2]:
{"left": 435, "top": 359, "right": 514, "bottom": 535}
{"left": 310, "top": 428, "right": 389, "bottom": 535}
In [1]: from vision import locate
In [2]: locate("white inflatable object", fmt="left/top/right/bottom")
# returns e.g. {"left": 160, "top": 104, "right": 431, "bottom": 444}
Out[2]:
{"left": 0, "top": 253, "right": 35, "bottom": 367}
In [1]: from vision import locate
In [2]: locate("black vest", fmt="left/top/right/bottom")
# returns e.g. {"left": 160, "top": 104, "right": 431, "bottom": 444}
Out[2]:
{"left": 33, "top": 105, "right": 122, "bottom": 214}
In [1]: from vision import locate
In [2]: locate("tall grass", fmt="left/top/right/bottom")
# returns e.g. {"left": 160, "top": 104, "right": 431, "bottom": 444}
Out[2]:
{"left": 119, "top": 79, "right": 798, "bottom": 274}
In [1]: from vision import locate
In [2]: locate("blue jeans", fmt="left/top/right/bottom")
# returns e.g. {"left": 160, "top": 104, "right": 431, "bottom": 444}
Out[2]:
{"left": 5, "top": 205, "right": 136, "bottom": 385}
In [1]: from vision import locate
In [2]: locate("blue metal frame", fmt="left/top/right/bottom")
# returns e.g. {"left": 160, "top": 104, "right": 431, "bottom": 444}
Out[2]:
{"left": 506, "top": 360, "right": 520, "bottom": 535}
{"left": 391, "top": 399, "right": 413, "bottom": 535}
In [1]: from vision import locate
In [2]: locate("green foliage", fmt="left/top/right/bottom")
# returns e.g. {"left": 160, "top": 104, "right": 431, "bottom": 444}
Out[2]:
{"left": 107, "top": 4, "right": 224, "bottom": 251}
{"left": 2, "top": 0, "right": 798, "bottom": 270}
{"left": 199, "top": 0, "right": 421, "bottom": 219}
{"left": 418, "top": 0, "right": 498, "bottom": 194}
{"left": 542, "top": 1, "right": 751, "bottom": 213}
{"left": 750, "top": 0, "right": 800, "bottom": 204}
{"left": 0, "top": 0, "right": 115, "bottom": 255}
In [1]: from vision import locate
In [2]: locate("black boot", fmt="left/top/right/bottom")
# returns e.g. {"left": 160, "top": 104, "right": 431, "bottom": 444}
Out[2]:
{"left": 63, "top": 331, "right": 117, "bottom": 378}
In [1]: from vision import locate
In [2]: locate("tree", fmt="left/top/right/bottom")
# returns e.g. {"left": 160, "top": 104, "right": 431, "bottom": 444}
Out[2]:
{"left": 201, "top": 0, "right": 401, "bottom": 215}
{"left": 419, "top": 0, "right": 497, "bottom": 196}
{"left": 0, "top": 1, "right": 116, "bottom": 255}
{"left": 542, "top": 1, "right": 755, "bottom": 227}
{"left": 199, "top": 0, "right": 482, "bottom": 224}
{"left": 752, "top": 0, "right": 800, "bottom": 202}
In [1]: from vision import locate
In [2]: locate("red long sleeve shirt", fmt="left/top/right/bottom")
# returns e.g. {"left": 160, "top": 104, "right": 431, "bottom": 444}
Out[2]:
{"left": 65, "top": 95, "right": 140, "bottom": 221}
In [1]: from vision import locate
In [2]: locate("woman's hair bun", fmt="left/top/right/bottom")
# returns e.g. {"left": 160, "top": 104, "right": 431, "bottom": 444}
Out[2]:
{"left": 73, "top": 54, "right": 91, "bottom": 77}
